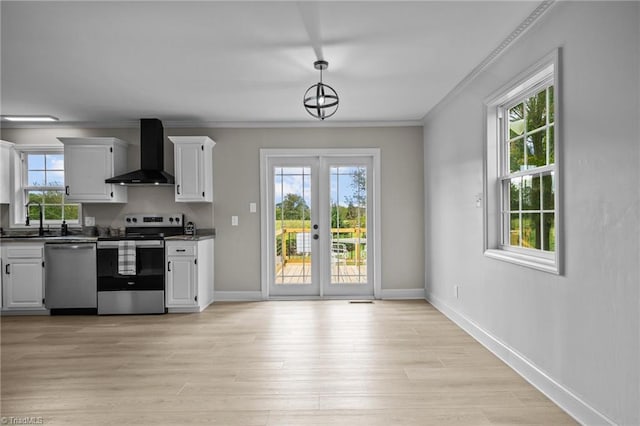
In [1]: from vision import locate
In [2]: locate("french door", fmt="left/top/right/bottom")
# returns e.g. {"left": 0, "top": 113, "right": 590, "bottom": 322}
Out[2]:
{"left": 261, "top": 150, "right": 379, "bottom": 298}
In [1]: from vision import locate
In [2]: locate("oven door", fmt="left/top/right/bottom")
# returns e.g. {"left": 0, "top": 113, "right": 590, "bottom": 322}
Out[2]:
{"left": 97, "top": 240, "right": 165, "bottom": 291}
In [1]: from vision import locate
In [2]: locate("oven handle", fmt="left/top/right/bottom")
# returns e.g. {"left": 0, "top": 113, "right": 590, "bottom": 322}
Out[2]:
{"left": 97, "top": 240, "right": 164, "bottom": 249}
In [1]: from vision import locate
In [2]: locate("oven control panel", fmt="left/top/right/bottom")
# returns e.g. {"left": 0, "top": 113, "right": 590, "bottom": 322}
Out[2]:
{"left": 124, "top": 213, "right": 184, "bottom": 227}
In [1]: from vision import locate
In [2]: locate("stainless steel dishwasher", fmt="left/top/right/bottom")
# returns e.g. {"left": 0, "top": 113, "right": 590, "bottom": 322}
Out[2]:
{"left": 44, "top": 242, "right": 97, "bottom": 314}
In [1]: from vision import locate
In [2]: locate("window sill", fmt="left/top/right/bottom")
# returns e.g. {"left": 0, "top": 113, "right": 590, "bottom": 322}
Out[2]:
{"left": 484, "top": 249, "right": 560, "bottom": 275}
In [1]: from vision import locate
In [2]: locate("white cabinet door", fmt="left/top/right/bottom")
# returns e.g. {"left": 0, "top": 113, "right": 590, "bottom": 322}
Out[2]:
{"left": 64, "top": 144, "right": 114, "bottom": 201}
{"left": 2, "top": 246, "right": 44, "bottom": 309}
{"left": 174, "top": 143, "right": 204, "bottom": 202}
{"left": 170, "top": 136, "right": 214, "bottom": 203}
{"left": 59, "top": 137, "right": 128, "bottom": 203}
{"left": 166, "top": 255, "right": 197, "bottom": 307}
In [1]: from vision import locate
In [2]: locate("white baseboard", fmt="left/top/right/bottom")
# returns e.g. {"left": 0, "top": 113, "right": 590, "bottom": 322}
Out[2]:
{"left": 380, "top": 288, "right": 425, "bottom": 299}
{"left": 214, "top": 291, "right": 264, "bottom": 301}
{"left": 426, "top": 292, "right": 615, "bottom": 426}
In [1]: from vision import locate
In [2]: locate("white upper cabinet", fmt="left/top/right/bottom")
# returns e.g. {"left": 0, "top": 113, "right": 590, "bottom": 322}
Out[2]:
{"left": 58, "top": 137, "right": 128, "bottom": 203}
{"left": 0, "top": 140, "right": 15, "bottom": 204}
{"left": 168, "top": 136, "right": 215, "bottom": 203}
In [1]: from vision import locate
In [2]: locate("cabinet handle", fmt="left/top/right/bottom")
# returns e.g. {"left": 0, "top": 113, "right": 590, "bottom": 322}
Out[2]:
{"left": 5, "top": 264, "right": 9, "bottom": 274}
{"left": 202, "top": 191, "right": 205, "bottom": 197}
{"left": 176, "top": 249, "right": 186, "bottom": 252}
{"left": 110, "top": 191, "right": 114, "bottom": 198}
{"left": 65, "top": 185, "right": 70, "bottom": 196}
{"left": 177, "top": 185, "right": 181, "bottom": 195}
{"left": 167, "top": 261, "right": 171, "bottom": 272}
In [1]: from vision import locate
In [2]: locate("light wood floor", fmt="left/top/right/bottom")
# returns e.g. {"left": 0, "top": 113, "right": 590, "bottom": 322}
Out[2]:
{"left": 1, "top": 300, "right": 576, "bottom": 425}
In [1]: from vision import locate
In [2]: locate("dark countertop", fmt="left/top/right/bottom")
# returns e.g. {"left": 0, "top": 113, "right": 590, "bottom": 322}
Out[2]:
{"left": 1, "top": 229, "right": 215, "bottom": 243}
{"left": 0, "top": 234, "right": 98, "bottom": 243}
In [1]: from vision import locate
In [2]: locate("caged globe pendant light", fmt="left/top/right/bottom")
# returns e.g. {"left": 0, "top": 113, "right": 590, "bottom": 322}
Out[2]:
{"left": 303, "top": 60, "right": 339, "bottom": 120}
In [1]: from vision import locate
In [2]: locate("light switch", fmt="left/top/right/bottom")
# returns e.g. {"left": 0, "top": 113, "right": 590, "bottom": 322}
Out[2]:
{"left": 85, "top": 216, "right": 95, "bottom": 226}
{"left": 249, "top": 202, "right": 257, "bottom": 213}
{"left": 232, "top": 216, "right": 239, "bottom": 226}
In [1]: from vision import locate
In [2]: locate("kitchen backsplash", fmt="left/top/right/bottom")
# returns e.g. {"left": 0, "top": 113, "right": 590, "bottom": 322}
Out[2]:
{"left": 81, "top": 186, "right": 213, "bottom": 229}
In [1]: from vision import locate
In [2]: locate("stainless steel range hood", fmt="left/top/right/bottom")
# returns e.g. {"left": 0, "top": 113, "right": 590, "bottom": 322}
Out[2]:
{"left": 105, "top": 118, "right": 174, "bottom": 185}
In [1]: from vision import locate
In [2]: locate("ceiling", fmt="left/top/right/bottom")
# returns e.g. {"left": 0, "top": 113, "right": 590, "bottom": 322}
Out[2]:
{"left": 1, "top": 1, "right": 541, "bottom": 127}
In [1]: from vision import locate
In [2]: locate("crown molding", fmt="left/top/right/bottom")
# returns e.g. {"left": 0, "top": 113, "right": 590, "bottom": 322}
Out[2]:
{"left": 0, "top": 119, "right": 424, "bottom": 130}
{"left": 423, "top": 0, "right": 556, "bottom": 122}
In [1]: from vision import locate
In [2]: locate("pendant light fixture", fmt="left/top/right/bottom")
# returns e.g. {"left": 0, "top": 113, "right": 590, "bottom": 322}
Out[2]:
{"left": 303, "top": 60, "right": 339, "bottom": 120}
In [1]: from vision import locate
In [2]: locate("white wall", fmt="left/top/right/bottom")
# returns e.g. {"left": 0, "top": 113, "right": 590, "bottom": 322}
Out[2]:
{"left": 424, "top": 2, "right": 639, "bottom": 425}
{"left": 205, "top": 126, "right": 424, "bottom": 293}
{"left": 1, "top": 125, "right": 425, "bottom": 294}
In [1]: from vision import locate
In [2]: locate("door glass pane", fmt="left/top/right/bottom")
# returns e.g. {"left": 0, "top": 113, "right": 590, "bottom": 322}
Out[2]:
{"left": 274, "top": 167, "right": 312, "bottom": 285}
{"left": 330, "top": 166, "right": 367, "bottom": 284}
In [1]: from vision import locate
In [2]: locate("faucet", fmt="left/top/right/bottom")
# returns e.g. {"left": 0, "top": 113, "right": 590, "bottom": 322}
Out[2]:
{"left": 25, "top": 202, "right": 45, "bottom": 236}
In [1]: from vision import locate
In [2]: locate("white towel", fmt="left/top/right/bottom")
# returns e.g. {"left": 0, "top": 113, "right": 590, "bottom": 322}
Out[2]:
{"left": 118, "top": 240, "right": 136, "bottom": 275}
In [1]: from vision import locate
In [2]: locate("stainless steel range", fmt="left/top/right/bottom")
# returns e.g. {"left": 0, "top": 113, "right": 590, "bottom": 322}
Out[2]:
{"left": 96, "top": 213, "right": 184, "bottom": 315}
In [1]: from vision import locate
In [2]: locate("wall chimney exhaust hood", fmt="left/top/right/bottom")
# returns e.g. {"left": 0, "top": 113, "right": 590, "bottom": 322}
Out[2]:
{"left": 105, "top": 118, "right": 174, "bottom": 185}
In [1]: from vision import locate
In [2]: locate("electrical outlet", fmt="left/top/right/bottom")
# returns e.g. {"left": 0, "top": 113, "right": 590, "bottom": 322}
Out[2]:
{"left": 84, "top": 216, "right": 95, "bottom": 226}
{"left": 232, "top": 216, "right": 239, "bottom": 226}
{"left": 475, "top": 193, "right": 482, "bottom": 208}
{"left": 249, "top": 202, "right": 257, "bottom": 213}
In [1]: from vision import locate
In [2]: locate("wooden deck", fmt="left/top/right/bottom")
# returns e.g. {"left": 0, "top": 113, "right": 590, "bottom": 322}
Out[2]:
{"left": 275, "top": 263, "right": 367, "bottom": 284}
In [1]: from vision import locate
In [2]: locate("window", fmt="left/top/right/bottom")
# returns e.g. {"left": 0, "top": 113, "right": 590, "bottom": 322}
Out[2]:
{"left": 484, "top": 50, "right": 560, "bottom": 274}
{"left": 12, "top": 147, "right": 80, "bottom": 226}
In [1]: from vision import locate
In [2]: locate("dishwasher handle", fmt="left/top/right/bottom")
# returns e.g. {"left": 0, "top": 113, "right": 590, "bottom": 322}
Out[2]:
{"left": 46, "top": 243, "right": 95, "bottom": 250}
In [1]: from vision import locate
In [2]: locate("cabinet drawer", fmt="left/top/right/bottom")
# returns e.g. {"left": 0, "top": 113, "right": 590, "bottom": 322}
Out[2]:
{"left": 6, "top": 246, "right": 43, "bottom": 259}
{"left": 167, "top": 245, "right": 196, "bottom": 256}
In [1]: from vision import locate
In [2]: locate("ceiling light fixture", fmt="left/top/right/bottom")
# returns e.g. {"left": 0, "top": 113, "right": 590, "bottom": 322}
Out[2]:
{"left": 1, "top": 115, "right": 59, "bottom": 122}
{"left": 303, "top": 60, "right": 339, "bottom": 120}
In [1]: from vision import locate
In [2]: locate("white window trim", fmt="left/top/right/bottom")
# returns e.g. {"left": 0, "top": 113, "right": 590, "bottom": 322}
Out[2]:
{"left": 483, "top": 48, "right": 561, "bottom": 274}
{"left": 9, "top": 145, "right": 82, "bottom": 229}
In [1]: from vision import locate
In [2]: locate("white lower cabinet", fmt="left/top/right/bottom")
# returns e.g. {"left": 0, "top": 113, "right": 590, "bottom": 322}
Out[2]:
{"left": 2, "top": 244, "right": 46, "bottom": 312}
{"left": 166, "top": 239, "right": 214, "bottom": 312}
